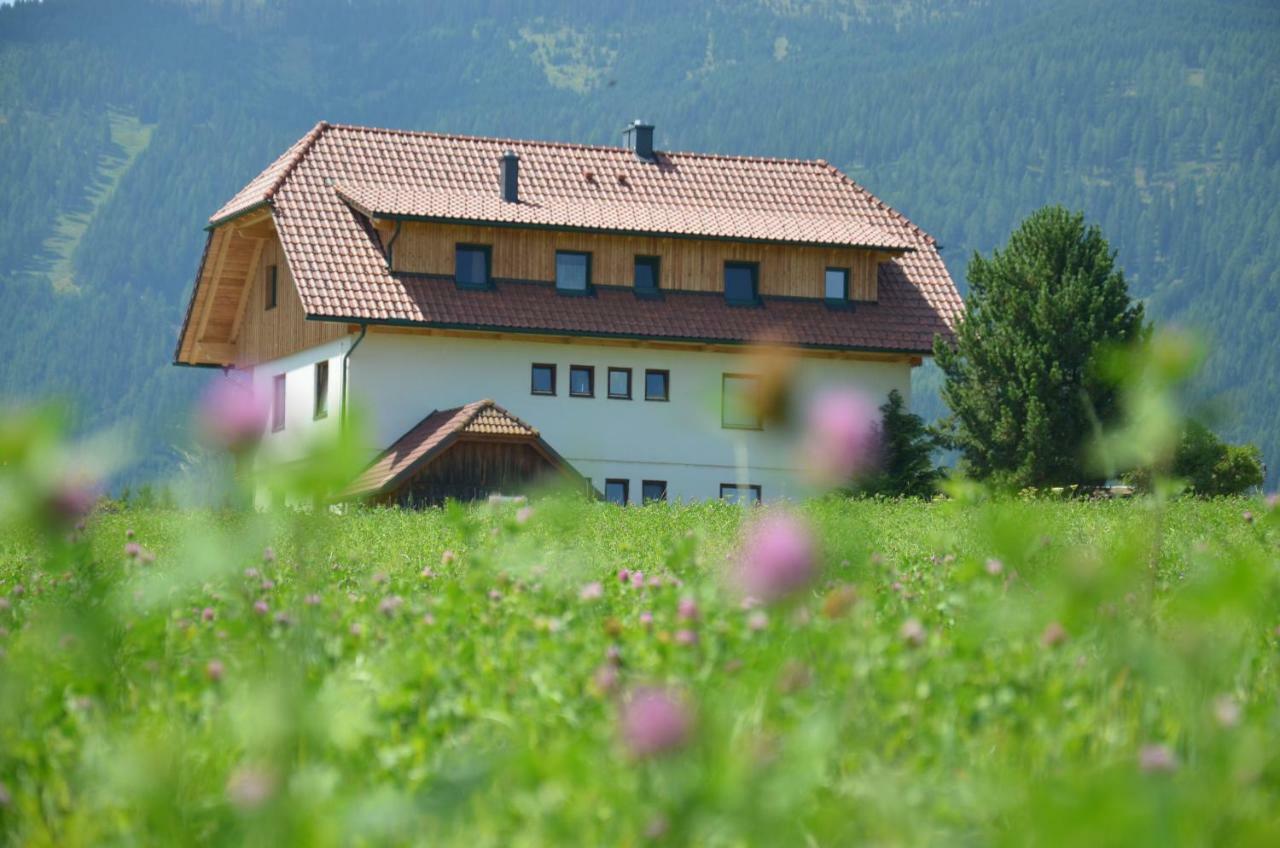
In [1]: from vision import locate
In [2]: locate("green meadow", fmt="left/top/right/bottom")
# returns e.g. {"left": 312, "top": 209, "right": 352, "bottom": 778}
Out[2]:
{"left": 2, "top": 496, "right": 1277, "bottom": 846}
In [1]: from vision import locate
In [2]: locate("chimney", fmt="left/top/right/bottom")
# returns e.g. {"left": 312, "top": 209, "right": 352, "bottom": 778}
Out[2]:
{"left": 624, "top": 120, "right": 655, "bottom": 162}
{"left": 499, "top": 150, "right": 519, "bottom": 203}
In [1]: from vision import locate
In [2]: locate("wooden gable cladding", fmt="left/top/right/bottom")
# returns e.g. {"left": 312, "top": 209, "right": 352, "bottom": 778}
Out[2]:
{"left": 387, "top": 222, "right": 885, "bottom": 301}
{"left": 235, "top": 233, "right": 347, "bottom": 367}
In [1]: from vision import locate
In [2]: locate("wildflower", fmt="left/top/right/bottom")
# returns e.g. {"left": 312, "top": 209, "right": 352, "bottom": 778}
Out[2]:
{"left": 422, "top": 612, "right": 436, "bottom": 626}
{"left": 201, "top": 607, "right": 216, "bottom": 623}
{"left": 748, "top": 610, "right": 768, "bottom": 631}
{"left": 124, "top": 542, "right": 142, "bottom": 559}
{"left": 801, "top": 388, "right": 879, "bottom": 486}
{"left": 349, "top": 622, "right": 363, "bottom": 637}
{"left": 618, "top": 568, "right": 630, "bottom": 583}
{"left": 777, "top": 660, "right": 812, "bottom": 693}
{"left": 580, "top": 581, "right": 604, "bottom": 601}
{"left": 225, "top": 766, "right": 276, "bottom": 810}
{"left": 10, "top": 585, "right": 24, "bottom": 597}
{"left": 441, "top": 549, "right": 456, "bottom": 566}
{"left": 639, "top": 611, "right": 654, "bottom": 628}
{"left": 304, "top": 594, "right": 321, "bottom": 606}
{"left": 252, "top": 600, "right": 269, "bottom": 616}
{"left": 630, "top": 571, "right": 645, "bottom": 588}
{"left": 420, "top": 566, "right": 435, "bottom": 579}
{"left": 732, "top": 511, "right": 818, "bottom": 604}
{"left": 206, "top": 659, "right": 225, "bottom": 683}
{"left": 985, "top": 558, "right": 1004, "bottom": 576}
{"left": 516, "top": 506, "right": 533, "bottom": 524}
{"left": 675, "top": 628, "right": 698, "bottom": 646}
{"left": 619, "top": 687, "right": 693, "bottom": 759}
{"left": 1242, "top": 510, "right": 1254, "bottom": 524}
{"left": 45, "top": 476, "right": 99, "bottom": 527}
{"left": 605, "top": 644, "right": 623, "bottom": 665}
{"left": 260, "top": 579, "right": 275, "bottom": 591}
{"left": 1138, "top": 744, "right": 1178, "bottom": 774}
{"left": 372, "top": 572, "right": 389, "bottom": 586}
{"left": 197, "top": 378, "right": 268, "bottom": 454}
{"left": 677, "top": 597, "right": 698, "bottom": 621}
{"left": 488, "top": 589, "right": 502, "bottom": 602}
{"left": 900, "top": 617, "right": 926, "bottom": 647}
{"left": 593, "top": 663, "right": 620, "bottom": 694}
{"left": 378, "top": 595, "right": 404, "bottom": 617}
{"left": 126, "top": 528, "right": 135, "bottom": 539}
{"left": 273, "top": 612, "right": 292, "bottom": 627}
{"left": 0, "top": 781, "right": 10, "bottom": 808}
{"left": 262, "top": 547, "right": 275, "bottom": 563}
{"left": 244, "top": 567, "right": 260, "bottom": 580}
{"left": 1213, "top": 695, "right": 1241, "bottom": 728}
{"left": 1041, "top": 621, "right": 1068, "bottom": 648}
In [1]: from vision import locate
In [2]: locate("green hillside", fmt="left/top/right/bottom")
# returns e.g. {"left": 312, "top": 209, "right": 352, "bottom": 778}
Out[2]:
{"left": 0, "top": 0, "right": 1276, "bottom": 486}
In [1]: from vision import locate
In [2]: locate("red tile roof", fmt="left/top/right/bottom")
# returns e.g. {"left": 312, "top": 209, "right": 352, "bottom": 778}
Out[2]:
{"left": 198, "top": 121, "right": 962, "bottom": 355}
{"left": 346, "top": 399, "right": 547, "bottom": 497}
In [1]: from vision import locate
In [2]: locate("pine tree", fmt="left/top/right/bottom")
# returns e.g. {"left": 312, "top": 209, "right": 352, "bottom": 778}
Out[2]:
{"left": 933, "top": 206, "right": 1148, "bottom": 488}
{"left": 859, "top": 390, "right": 942, "bottom": 499}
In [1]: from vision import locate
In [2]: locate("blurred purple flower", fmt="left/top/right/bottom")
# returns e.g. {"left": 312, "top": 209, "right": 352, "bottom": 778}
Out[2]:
{"left": 378, "top": 595, "right": 404, "bottom": 617}
{"left": 618, "top": 568, "right": 630, "bottom": 583}
{"left": 262, "top": 547, "right": 276, "bottom": 563}
{"left": 1242, "top": 510, "right": 1254, "bottom": 524}
{"left": 45, "top": 477, "right": 99, "bottom": 526}
{"left": 516, "top": 506, "right": 533, "bottom": 524}
{"left": 594, "top": 663, "right": 619, "bottom": 694}
{"left": 0, "top": 781, "right": 10, "bottom": 808}
{"left": 1041, "top": 621, "right": 1068, "bottom": 648}
{"left": 732, "top": 511, "right": 818, "bottom": 604}
{"left": 1213, "top": 695, "right": 1241, "bottom": 728}
{"left": 441, "top": 549, "right": 456, "bottom": 566}
{"left": 226, "top": 766, "right": 276, "bottom": 809}
{"left": 372, "top": 572, "right": 389, "bottom": 586}
{"left": 620, "top": 687, "right": 693, "bottom": 759}
{"left": 201, "top": 607, "right": 216, "bottom": 622}
{"left": 304, "top": 593, "right": 321, "bottom": 606}
{"left": 985, "top": 558, "right": 1004, "bottom": 576}
{"left": 206, "top": 659, "right": 225, "bottom": 683}
{"left": 252, "top": 600, "right": 269, "bottom": 616}
{"left": 124, "top": 542, "right": 142, "bottom": 559}
{"left": 900, "top": 617, "right": 926, "bottom": 647}
{"left": 675, "top": 628, "right": 698, "bottom": 646}
{"left": 630, "top": 571, "right": 645, "bottom": 588}
{"left": 422, "top": 612, "right": 436, "bottom": 626}
{"left": 244, "top": 567, "right": 259, "bottom": 580}
{"left": 420, "top": 566, "right": 435, "bottom": 579}
{"left": 197, "top": 379, "right": 268, "bottom": 454}
{"left": 349, "top": 622, "right": 363, "bottom": 637}
{"left": 677, "top": 598, "right": 699, "bottom": 621}
{"left": 801, "top": 388, "right": 879, "bottom": 486}
{"left": 1139, "top": 744, "right": 1178, "bottom": 774}
{"left": 748, "top": 610, "right": 769, "bottom": 631}
{"left": 580, "top": 581, "right": 604, "bottom": 601}
{"left": 639, "top": 611, "right": 654, "bottom": 629}
{"left": 126, "top": 528, "right": 135, "bottom": 539}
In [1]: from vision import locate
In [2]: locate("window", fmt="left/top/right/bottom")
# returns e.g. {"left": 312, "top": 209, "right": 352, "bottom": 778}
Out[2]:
{"left": 825, "top": 267, "right": 849, "bottom": 302}
{"left": 634, "top": 255, "right": 660, "bottom": 295}
{"left": 719, "top": 483, "right": 762, "bottom": 505}
{"left": 271, "top": 374, "right": 286, "bottom": 432}
{"left": 608, "top": 367, "right": 632, "bottom": 399}
{"left": 569, "top": 365, "right": 594, "bottom": 397}
{"left": 455, "top": 244, "right": 491, "bottom": 288}
{"left": 644, "top": 369, "right": 670, "bottom": 402}
{"left": 265, "top": 264, "right": 278, "bottom": 310}
{"left": 722, "top": 373, "right": 762, "bottom": 430}
{"left": 724, "top": 261, "right": 759, "bottom": 305}
{"left": 531, "top": 363, "right": 556, "bottom": 396}
{"left": 642, "top": 480, "right": 668, "bottom": 503}
{"left": 605, "top": 479, "right": 629, "bottom": 505}
{"left": 556, "top": 251, "right": 591, "bottom": 293}
{"left": 314, "top": 361, "right": 329, "bottom": 420}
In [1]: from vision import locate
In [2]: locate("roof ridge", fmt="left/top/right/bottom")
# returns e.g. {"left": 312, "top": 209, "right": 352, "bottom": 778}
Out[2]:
{"left": 265, "top": 120, "right": 330, "bottom": 203}
{"left": 325, "top": 122, "right": 829, "bottom": 168}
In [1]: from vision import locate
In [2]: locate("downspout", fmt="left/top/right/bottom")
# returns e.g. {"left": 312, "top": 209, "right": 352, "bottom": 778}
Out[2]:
{"left": 341, "top": 323, "right": 368, "bottom": 432}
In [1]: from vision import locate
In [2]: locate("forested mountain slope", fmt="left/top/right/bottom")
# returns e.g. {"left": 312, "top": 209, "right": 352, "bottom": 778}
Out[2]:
{"left": 1, "top": 0, "right": 1276, "bottom": 485}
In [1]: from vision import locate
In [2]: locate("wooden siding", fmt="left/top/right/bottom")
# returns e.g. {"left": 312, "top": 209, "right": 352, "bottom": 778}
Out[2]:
{"left": 390, "top": 222, "right": 884, "bottom": 301}
{"left": 388, "top": 439, "right": 559, "bottom": 507}
{"left": 235, "top": 235, "right": 347, "bottom": 367}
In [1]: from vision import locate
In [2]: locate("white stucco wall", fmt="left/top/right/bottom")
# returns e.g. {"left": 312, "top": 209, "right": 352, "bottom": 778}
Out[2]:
{"left": 339, "top": 332, "right": 913, "bottom": 503}
{"left": 246, "top": 335, "right": 355, "bottom": 465}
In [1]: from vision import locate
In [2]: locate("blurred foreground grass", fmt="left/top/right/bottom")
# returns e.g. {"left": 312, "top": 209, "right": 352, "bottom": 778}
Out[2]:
{"left": 1, "top": 496, "right": 1278, "bottom": 846}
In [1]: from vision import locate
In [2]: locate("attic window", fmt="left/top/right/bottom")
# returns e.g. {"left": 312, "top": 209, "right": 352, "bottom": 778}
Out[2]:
{"left": 556, "top": 251, "right": 591, "bottom": 294}
{"left": 824, "top": 267, "right": 852, "bottom": 308}
{"left": 455, "top": 244, "right": 491, "bottom": 289}
{"left": 634, "top": 255, "right": 660, "bottom": 296}
{"left": 724, "top": 262, "right": 759, "bottom": 305}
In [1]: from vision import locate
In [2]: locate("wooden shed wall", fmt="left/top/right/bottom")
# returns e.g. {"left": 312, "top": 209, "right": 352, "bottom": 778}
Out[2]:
{"left": 389, "top": 222, "right": 884, "bottom": 301}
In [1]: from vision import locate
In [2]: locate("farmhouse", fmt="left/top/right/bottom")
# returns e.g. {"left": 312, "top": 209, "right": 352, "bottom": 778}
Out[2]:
{"left": 174, "top": 120, "right": 961, "bottom": 505}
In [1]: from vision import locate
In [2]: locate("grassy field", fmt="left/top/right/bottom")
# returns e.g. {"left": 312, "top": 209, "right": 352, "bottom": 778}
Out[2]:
{"left": 1, "top": 495, "right": 1278, "bottom": 845}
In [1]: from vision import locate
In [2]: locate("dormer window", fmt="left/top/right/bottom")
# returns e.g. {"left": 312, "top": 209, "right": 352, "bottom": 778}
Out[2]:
{"left": 556, "top": 251, "right": 591, "bottom": 294}
{"left": 634, "top": 255, "right": 660, "bottom": 296}
{"left": 724, "top": 261, "right": 759, "bottom": 305}
{"left": 265, "top": 264, "right": 278, "bottom": 310}
{"left": 455, "top": 244, "right": 492, "bottom": 289}
{"left": 825, "top": 267, "right": 850, "bottom": 307}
